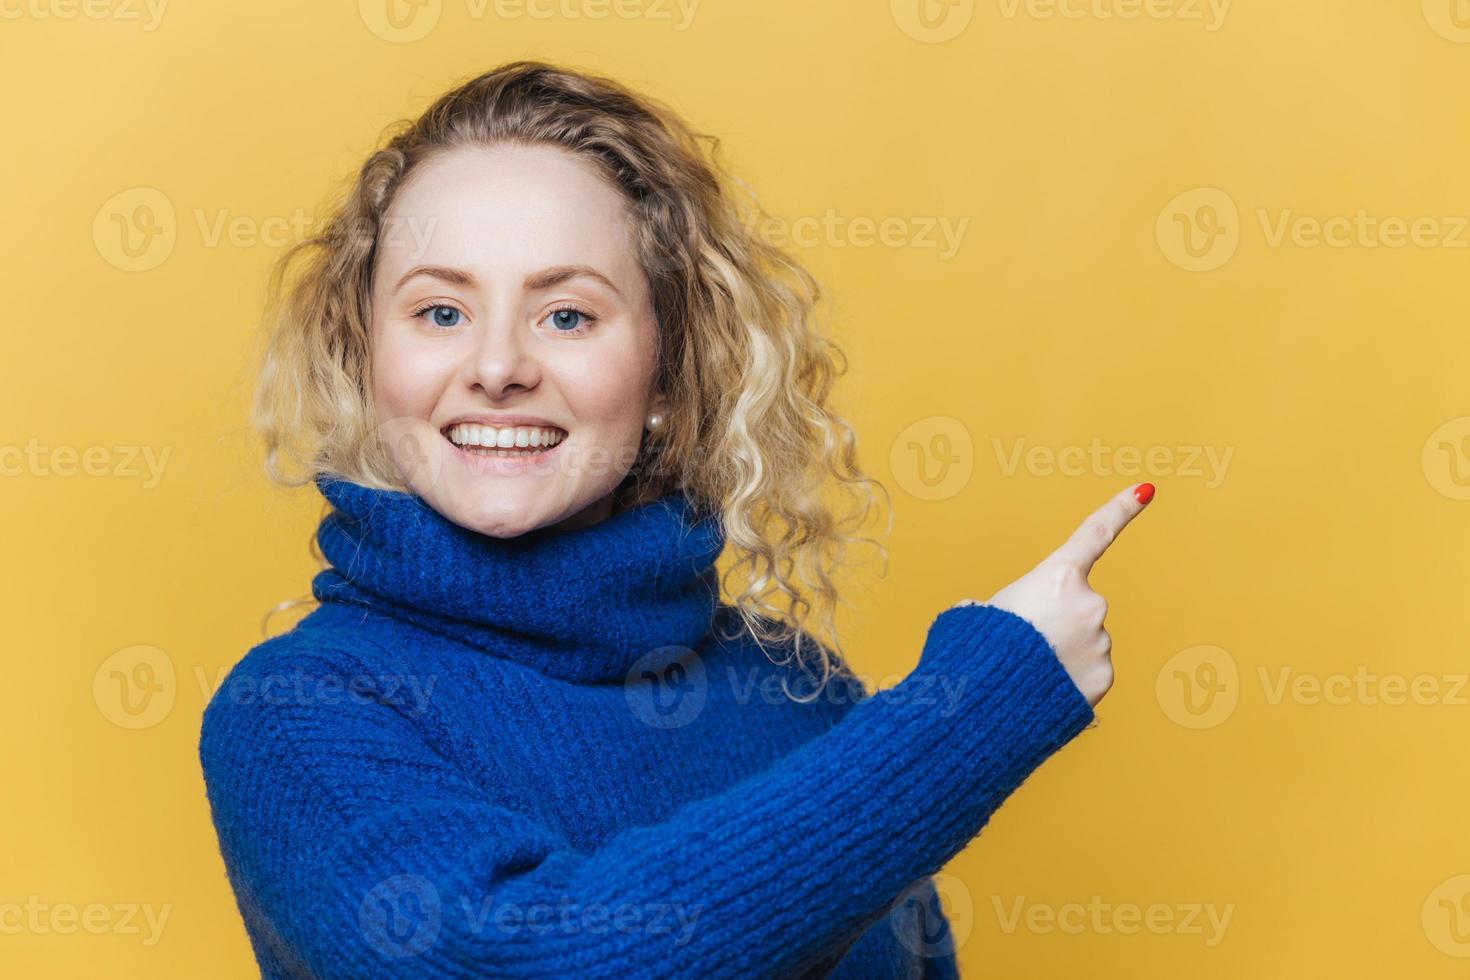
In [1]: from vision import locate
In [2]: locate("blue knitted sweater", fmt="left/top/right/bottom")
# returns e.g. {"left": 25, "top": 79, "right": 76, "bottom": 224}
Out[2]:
{"left": 198, "top": 476, "right": 1094, "bottom": 978}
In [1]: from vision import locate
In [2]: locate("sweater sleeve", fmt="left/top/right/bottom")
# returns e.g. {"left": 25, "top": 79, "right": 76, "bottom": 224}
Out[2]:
{"left": 199, "top": 603, "right": 1093, "bottom": 978}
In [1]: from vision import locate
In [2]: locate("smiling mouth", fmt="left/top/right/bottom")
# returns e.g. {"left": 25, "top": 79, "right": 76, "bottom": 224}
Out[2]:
{"left": 442, "top": 423, "right": 568, "bottom": 457}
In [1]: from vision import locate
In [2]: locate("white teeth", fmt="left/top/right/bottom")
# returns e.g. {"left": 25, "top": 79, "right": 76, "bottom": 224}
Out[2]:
{"left": 445, "top": 424, "right": 566, "bottom": 450}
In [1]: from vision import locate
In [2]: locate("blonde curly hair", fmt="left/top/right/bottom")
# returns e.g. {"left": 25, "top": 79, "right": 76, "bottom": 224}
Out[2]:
{"left": 252, "top": 60, "right": 891, "bottom": 698}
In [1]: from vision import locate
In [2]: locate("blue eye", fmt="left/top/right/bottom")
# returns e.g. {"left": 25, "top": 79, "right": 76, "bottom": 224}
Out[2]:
{"left": 413, "top": 304, "right": 462, "bottom": 328}
{"left": 547, "top": 308, "right": 590, "bottom": 332}
{"left": 549, "top": 310, "right": 578, "bottom": 330}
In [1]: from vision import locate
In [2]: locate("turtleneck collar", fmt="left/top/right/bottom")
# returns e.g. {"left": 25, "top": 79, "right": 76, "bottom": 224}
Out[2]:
{"left": 308, "top": 475, "right": 726, "bottom": 684}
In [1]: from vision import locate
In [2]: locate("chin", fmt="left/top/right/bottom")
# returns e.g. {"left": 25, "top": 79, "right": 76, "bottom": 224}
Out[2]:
{"left": 463, "top": 514, "right": 545, "bottom": 539}
{"left": 432, "top": 488, "right": 556, "bottom": 540}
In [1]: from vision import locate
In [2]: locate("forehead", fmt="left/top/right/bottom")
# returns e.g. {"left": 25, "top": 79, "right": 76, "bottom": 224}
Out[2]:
{"left": 377, "top": 142, "right": 639, "bottom": 282}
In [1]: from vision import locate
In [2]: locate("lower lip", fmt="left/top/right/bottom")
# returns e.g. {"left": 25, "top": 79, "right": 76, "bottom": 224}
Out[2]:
{"left": 445, "top": 434, "right": 566, "bottom": 474}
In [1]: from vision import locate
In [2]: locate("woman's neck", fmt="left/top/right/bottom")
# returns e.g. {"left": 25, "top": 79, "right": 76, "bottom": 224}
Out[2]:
{"left": 308, "top": 474, "right": 726, "bottom": 683}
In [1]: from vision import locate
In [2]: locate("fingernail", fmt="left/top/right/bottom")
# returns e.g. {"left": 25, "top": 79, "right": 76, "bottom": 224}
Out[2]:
{"left": 1134, "top": 483, "right": 1155, "bottom": 505}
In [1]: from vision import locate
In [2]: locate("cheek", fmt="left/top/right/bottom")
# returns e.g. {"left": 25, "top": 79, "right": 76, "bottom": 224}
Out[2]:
{"left": 556, "top": 349, "right": 652, "bottom": 435}
{"left": 372, "top": 334, "right": 448, "bottom": 417}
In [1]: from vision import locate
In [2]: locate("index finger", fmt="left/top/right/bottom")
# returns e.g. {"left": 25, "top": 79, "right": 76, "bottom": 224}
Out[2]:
{"left": 1048, "top": 483, "right": 1156, "bottom": 576}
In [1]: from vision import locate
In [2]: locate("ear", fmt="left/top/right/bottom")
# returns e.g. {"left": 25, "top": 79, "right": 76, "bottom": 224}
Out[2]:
{"left": 647, "top": 389, "right": 670, "bottom": 419}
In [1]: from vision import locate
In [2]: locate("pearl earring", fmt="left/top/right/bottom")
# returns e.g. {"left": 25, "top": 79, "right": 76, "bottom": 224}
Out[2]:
{"left": 645, "top": 412, "right": 665, "bottom": 432}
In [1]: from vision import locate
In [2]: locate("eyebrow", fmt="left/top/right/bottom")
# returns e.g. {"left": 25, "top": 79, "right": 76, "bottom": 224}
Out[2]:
{"left": 392, "top": 263, "right": 622, "bottom": 297}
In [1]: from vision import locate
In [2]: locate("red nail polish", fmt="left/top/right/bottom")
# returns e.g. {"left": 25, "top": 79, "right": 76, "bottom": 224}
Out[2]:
{"left": 1134, "top": 483, "right": 1155, "bottom": 506}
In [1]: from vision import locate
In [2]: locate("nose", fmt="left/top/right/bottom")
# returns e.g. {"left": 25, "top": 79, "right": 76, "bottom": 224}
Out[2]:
{"left": 465, "top": 305, "right": 541, "bottom": 399}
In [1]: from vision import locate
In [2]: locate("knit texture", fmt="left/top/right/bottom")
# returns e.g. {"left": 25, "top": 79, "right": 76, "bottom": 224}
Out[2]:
{"left": 199, "top": 477, "right": 1095, "bottom": 978}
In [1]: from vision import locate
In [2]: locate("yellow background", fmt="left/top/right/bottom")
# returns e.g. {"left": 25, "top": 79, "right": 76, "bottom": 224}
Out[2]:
{"left": 4, "top": 0, "right": 1469, "bottom": 976}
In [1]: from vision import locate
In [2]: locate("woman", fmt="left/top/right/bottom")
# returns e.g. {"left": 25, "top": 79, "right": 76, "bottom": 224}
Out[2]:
{"left": 198, "top": 60, "right": 1151, "bottom": 978}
